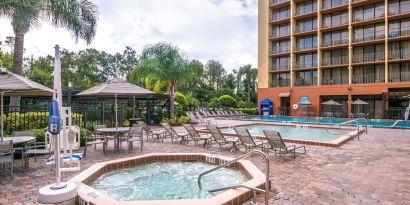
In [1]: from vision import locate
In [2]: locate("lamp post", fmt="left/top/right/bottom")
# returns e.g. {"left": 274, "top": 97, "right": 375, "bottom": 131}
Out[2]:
{"left": 67, "top": 81, "right": 72, "bottom": 107}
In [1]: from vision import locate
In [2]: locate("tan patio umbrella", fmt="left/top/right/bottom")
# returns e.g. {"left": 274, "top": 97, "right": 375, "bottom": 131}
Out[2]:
{"left": 321, "top": 100, "right": 342, "bottom": 116}
{"left": 76, "top": 79, "right": 154, "bottom": 127}
{"left": 0, "top": 68, "right": 54, "bottom": 140}
{"left": 352, "top": 98, "right": 368, "bottom": 114}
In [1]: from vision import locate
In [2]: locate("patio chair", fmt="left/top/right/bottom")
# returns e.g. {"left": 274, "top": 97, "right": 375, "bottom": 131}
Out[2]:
{"left": 182, "top": 124, "right": 211, "bottom": 148}
{"left": 93, "top": 124, "right": 114, "bottom": 145}
{"left": 186, "top": 112, "right": 200, "bottom": 125}
{"left": 83, "top": 129, "right": 107, "bottom": 158}
{"left": 206, "top": 125, "right": 240, "bottom": 152}
{"left": 123, "top": 126, "right": 143, "bottom": 153}
{"left": 209, "top": 111, "right": 218, "bottom": 117}
{"left": 0, "top": 140, "right": 13, "bottom": 180}
{"left": 12, "top": 131, "right": 36, "bottom": 161}
{"left": 234, "top": 127, "right": 265, "bottom": 151}
{"left": 140, "top": 124, "right": 166, "bottom": 142}
{"left": 160, "top": 123, "right": 188, "bottom": 144}
{"left": 195, "top": 112, "right": 210, "bottom": 124}
{"left": 263, "top": 130, "right": 306, "bottom": 159}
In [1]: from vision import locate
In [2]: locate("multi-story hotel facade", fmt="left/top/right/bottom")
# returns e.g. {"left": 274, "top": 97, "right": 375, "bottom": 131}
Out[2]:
{"left": 258, "top": 0, "right": 410, "bottom": 119}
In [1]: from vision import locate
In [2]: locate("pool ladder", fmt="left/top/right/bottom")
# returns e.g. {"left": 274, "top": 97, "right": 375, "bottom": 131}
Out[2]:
{"left": 326, "top": 118, "right": 368, "bottom": 139}
{"left": 197, "top": 150, "right": 270, "bottom": 205}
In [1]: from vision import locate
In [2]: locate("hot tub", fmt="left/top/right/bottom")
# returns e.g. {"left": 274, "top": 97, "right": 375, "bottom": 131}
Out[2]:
{"left": 70, "top": 153, "right": 266, "bottom": 205}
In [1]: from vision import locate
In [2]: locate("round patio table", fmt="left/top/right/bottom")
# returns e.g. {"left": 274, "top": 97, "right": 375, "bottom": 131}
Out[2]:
{"left": 97, "top": 127, "right": 130, "bottom": 151}
{"left": 3, "top": 136, "right": 36, "bottom": 145}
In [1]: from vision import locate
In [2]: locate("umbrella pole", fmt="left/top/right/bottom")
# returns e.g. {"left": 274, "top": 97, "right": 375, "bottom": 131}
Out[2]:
{"left": 1, "top": 91, "right": 3, "bottom": 140}
{"left": 115, "top": 94, "right": 118, "bottom": 127}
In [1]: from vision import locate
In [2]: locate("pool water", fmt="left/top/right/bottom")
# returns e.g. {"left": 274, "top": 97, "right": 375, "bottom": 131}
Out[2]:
{"left": 243, "top": 116, "right": 410, "bottom": 128}
{"left": 220, "top": 124, "right": 351, "bottom": 142}
{"left": 90, "top": 162, "right": 247, "bottom": 201}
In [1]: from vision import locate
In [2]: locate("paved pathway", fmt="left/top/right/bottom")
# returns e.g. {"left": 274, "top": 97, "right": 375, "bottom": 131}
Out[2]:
{"left": 0, "top": 120, "right": 409, "bottom": 205}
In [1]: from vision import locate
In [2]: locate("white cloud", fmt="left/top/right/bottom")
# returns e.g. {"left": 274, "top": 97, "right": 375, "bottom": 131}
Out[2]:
{"left": 0, "top": 0, "right": 257, "bottom": 72}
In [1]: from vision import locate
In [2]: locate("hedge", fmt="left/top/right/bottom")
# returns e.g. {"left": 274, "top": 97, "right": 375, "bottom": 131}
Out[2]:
{"left": 4, "top": 112, "right": 83, "bottom": 132}
{"left": 235, "top": 108, "right": 258, "bottom": 115}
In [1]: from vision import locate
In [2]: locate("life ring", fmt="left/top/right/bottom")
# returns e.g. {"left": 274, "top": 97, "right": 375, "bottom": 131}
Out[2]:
{"left": 292, "top": 104, "right": 299, "bottom": 110}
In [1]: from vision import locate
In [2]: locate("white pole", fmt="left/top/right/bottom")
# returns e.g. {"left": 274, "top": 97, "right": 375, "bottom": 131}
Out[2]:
{"left": 1, "top": 91, "right": 3, "bottom": 140}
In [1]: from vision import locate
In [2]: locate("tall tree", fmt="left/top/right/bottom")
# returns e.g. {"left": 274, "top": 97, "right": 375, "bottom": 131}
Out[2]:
{"left": 204, "top": 60, "right": 226, "bottom": 91}
{"left": 0, "top": 0, "right": 99, "bottom": 74}
{"left": 129, "top": 43, "right": 187, "bottom": 118}
{"left": 237, "top": 65, "right": 258, "bottom": 103}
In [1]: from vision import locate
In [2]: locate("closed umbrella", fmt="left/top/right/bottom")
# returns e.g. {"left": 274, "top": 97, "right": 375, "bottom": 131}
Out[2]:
{"left": 352, "top": 98, "right": 368, "bottom": 114}
{"left": 76, "top": 79, "right": 154, "bottom": 127}
{"left": 321, "top": 100, "right": 342, "bottom": 117}
{"left": 0, "top": 67, "right": 53, "bottom": 140}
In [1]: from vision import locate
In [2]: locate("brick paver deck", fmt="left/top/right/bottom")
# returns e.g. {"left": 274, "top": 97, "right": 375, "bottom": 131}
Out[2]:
{"left": 0, "top": 120, "right": 409, "bottom": 205}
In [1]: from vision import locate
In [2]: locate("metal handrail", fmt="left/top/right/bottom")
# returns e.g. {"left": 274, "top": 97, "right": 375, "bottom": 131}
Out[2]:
{"left": 326, "top": 118, "right": 367, "bottom": 139}
{"left": 197, "top": 150, "right": 270, "bottom": 205}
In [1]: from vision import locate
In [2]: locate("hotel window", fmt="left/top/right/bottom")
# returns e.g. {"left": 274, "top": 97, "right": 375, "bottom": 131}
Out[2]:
{"left": 353, "top": 44, "right": 385, "bottom": 63}
{"left": 296, "top": 18, "right": 317, "bottom": 33}
{"left": 272, "top": 7, "right": 290, "bottom": 20}
{"left": 322, "top": 0, "right": 348, "bottom": 9}
{"left": 296, "top": 0, "right": 317, "bottom": 15}
{"left": 353, "top": 23, "right": 385, "bottom": 42}
{"left": 353, "top": 3, "right": 385, "bottom": 22}
{"left": 272, "top": 40, "right": 290, "bottom": 53}
{"left": 322, "top": 67, "right": 348, "bottom": 85}
{"left": 353, "top": 65, "right": 385, "bottom": 84}
{"left": 272, "top": 73, "right": 290, "bottom": 87}
{"left": 322, "top": 11, "right": 348, "bottom": 28}
{"left": 296, "top": 35, "right": 317, "bottom": 50}
{"left": 322, "top": 30, "right": 348, "bottom": 46}
{"left": 296, "top": 52, "right": 317, "bottom": 68}
{"left": 389, "top": 0, "right": 410, "bottom": 15}
{"left": 322, "top": 49, "right": 348, "bottom": 66}
{"left": 389, "top": 18, "right": 410, "bottom": 38}
{"left": 272, "top": 23, "right": 290, "bottom": 37}
{"left": 272, "top": 56, "right": 290, "bottom": 70}
{"left": 296, "top": 70, "right": 317, "bottom": 86}
{"left": 389, "top": 41, "right": 410, "bottom": 60}
{"left": 389, "top": 63, "right": 410, "bottom": 82}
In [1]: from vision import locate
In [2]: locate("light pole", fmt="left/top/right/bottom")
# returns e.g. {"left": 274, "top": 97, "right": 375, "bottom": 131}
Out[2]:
{"left": 67, "top": 81, "right": 72, "bottom": 107}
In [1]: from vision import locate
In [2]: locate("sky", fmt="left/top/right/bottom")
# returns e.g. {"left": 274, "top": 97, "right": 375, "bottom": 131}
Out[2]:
{"left": 0, "top": 0, "right": 258, "bottom": 73}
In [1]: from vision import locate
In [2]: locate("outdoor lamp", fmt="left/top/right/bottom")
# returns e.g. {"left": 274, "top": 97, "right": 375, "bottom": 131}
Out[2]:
{"left": 68, "top": 81, "right": 73, "bottom": 88}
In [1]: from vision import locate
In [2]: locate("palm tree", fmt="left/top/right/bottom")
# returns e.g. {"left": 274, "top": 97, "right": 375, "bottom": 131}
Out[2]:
{"left": 129, "top": 43, "right": 187, "bottom": 118}
{"left": 0, "top": 0, "right": 99, "bottom": 75}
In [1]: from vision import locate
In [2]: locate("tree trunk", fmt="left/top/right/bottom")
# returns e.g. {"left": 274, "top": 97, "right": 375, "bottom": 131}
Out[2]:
{"left": 168, "top": 83, "right": 176, "bottom": 119}
{"left": 10, "top": 24, "right": 28, "bottom": 110}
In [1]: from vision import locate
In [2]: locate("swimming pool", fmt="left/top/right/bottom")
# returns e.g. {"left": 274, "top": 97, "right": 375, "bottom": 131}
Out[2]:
{"left": 91, "top": 162, "right": 247, "bottom": 201}
{"left": 243, "top": 116, "right": 410, "bottom": 128}
{"left": 220, "top": 124, "right": 352, "bottom": 142}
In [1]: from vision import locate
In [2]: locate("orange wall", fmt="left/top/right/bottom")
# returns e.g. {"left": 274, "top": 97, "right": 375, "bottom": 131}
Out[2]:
{"left": 258, "top": 82, "right": 410, "bottom": 116}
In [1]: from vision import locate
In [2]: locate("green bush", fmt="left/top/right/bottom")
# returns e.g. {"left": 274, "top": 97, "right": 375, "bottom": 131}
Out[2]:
{"left": 235, "top": 108, "right": 258, "bottom": 115}
{"left": 161, "top": 116, "right": 191, "bottom": 126}
{"left": 237, "top": 101, "right": 256, "bottom": 109}
{"left": 188, "top": 97, "right": 201, "bottom": 109}
{"left": 208, "top": 98, "right": 220, "bottom": 108}
{"left": 175, "top": 92, "right": 189, "bottom": 107}
{"left": 175, "top": 105, "right": 185, "bottom": 118}
{"left": 218, "top": 95, "right": 237, "bottom": 108}
{"left": 5, "top": 112, "right": 83, "bottom": 132}
{"left": 177, "top": 116, "right": 190, "bottom": 124}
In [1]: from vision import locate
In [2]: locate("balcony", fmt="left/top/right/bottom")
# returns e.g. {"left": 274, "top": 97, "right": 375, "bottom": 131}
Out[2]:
{"left": 353, "top": 74, "right": 385, "bottom": 84}
{"left": 321, "top": 21, "right": 349, "bottom": 30}
{"left": 321, "top": 0, "right": 348, "bottom": 10}
{"left": 388, "top": 50, "right": 410, "bottom": 61}
{"left": 388, "top": 5, "right": 410, "bottom": 16}
{"left": 352, "top": 33, "right": 385, "bottom": 44}
{"left": 322, "top": 77, "right": 347, "bottom": 85}
{"left": 322, "top": 39, "right": 349, "bottom": 47}
{"left": 295, "top": 8, "right": 317, "bottom": 17}
{"left": 322, "top": 56, "right": 348, "bottom": 66}
{"left": 296, "top": 26, "right": 317, "bottom": 34}
{"left": 271, "top": 32, "right": 290, "bottom": 39}
{"left": 389, "top": 72, "right": 410, "bottom": 82}
{"left": 295, "top": 78, "right": 317, "bottom": 86}
{"left": 353, "top": 12, "right": 385, "bottom": 23}
{"left": 295, "top": 62, "right": 317, "bottom": 69}
{"left": 353, "top": 52, "right": 385, "bottom": 64}
{"left": 271, "top": 65, "right": 290, "bottom": 71}
{"left": 295, "top": 46, "right": 317, "bottom": 52}
{"left": 388, "top": 29, "right": 410, "bottom": 39}
{"left": 271, "top": 79, "right": 290, "bottom": 87}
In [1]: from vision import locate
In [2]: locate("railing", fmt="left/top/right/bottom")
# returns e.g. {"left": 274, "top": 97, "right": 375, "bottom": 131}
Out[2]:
{"left": 353, "top": 74, "right": 385, "bottom": 84}
{"left": 353, "top": 12, "right": 385, "bottom": 23}
{"left": 295, "top": 62, "right": 317, "bottom": 69}
{"left": 322, "top": 0, "right": 348, "bottom": 9}
{"left": 388, "top": 50, "right": 410, "bottom": 60}
{"left": 327, "top": 118, "right": 367, "bottom": 139}
{"left": 389, "top": 72, "right": 410, "bottom": 82}
{"left": 271, "top": 64, "right": 290, "bottom": 71}
{"left": 322, "top": 56, "right": 348, "bottom": 66}
{"left": 322, "top": 77, "right": 346, "bottom": 85}
{"left": 388, "top": 29, "right": 410, "bottom": 38}
{"left": 296, "top": 26, "right": 317, "bottom": 33}
{"left": 271, "top": 48, "right": 290, "bottom": 54}
{"left": 388, "top": 5, "right": 410, "bottom": 16}
{"left": 295, "top": 78, "right": 317, "bottom": 86}
{"left": 322, "top": 20, "right": 349, "bottom": 29}
{"left": 271, "top": 31, "right": 290, "bottom": 38}
{"left": 271, "top": 0, "right": 289, "bottom": 5}
{"left": 271, "top": 13, "right": 290, "bottom": 21}
{"left": 295, "top": 7, "right": 317, "bottom": 16}
{"left": 197, "top": 150, "right": 270, "bottom": 205}
{"left": 295, "top": 45, "right": 317, "bottom": 51}
{"left": 387, "top": 108, "right": 407, "bottom": 119}
{"left": 322, "top": 39, "right": 348, "bottom": 47}
{"left": 352, "top": 52, "right": 385, "bottom": 63}
{"left": 353, "top": 33, "right": 385, "bottom": 43}
{"left": 272, "top": 79, "right": 290, "bottom": 87}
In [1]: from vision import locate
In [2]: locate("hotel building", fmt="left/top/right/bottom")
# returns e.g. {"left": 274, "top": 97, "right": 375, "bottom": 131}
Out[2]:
{"left": 258, "top": 0, "right": 410, "bottom": 119}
